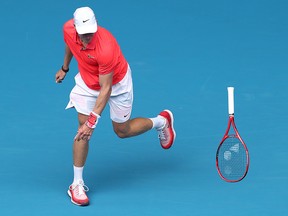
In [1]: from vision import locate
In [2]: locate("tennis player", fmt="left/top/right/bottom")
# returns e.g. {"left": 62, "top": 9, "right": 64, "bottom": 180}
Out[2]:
{"left": 55, "top": 6, "right": 176, "bottom": 206}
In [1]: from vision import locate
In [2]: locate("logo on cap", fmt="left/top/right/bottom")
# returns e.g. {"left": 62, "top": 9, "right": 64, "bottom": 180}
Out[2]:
{"left": 83, "top": 19, "right": 90, "bottom": 23}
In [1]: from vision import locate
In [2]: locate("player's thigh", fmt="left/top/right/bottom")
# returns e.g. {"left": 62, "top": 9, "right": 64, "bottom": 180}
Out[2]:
{"left": 78, "top": 113, "right": 89, "bottom": 126}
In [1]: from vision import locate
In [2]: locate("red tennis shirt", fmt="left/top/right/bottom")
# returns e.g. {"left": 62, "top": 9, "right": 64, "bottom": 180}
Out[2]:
{"left": 63, "top": 19, "right": 128, "bottom": 90}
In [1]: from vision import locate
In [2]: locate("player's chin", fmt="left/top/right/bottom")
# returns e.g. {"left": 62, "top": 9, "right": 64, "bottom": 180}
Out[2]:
{"left": 83, "top": 38, "right": 92, "bottom": 44}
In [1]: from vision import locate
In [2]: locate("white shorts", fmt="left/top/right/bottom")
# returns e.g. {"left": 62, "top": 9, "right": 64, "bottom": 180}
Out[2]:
{"left": 66, "top": 66, "right": 133, "bottom": 123}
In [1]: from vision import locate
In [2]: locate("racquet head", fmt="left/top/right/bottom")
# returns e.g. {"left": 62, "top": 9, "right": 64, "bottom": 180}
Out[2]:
{"left": 216, "top": 130, "right": 249, "bottom": 182}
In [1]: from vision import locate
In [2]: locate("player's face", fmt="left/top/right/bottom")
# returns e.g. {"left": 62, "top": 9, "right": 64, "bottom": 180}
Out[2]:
{"left": 78, "top": 33, "right": 94, "bottom": 44}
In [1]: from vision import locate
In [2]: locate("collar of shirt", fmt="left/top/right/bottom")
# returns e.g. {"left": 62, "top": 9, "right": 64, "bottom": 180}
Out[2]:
{"left": 73, "top": 31, "right": 96, "bottom": 50}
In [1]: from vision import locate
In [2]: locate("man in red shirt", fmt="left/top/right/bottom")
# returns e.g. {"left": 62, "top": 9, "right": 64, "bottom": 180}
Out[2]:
{"left": 55, "top": 6, "right": 176, "bottom": 206}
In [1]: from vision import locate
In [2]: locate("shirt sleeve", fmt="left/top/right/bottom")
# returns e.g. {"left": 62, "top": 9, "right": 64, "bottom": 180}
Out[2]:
{"left": 97, "top": 32, "right": 120, "bottom": 75}
{"left": 98, "top": 52, "right": 116, "bottom": 75}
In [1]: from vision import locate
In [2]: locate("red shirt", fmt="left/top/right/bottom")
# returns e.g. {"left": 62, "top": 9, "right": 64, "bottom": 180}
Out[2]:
{"left": 63, "top": 19, "right": 128, "bottom": 90}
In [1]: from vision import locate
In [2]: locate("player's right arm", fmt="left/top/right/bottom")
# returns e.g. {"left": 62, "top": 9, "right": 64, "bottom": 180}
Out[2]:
{"left": 55, "top": 44, "right": 73, "bottom": 83}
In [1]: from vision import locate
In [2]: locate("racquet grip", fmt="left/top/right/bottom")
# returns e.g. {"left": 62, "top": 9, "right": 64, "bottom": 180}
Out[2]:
{"left": 227, "top": 87, "right": 234, "bottom": 115}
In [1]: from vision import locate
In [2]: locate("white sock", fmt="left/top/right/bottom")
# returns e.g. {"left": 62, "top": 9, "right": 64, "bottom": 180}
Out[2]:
{"left": 150, "top": 115, "right": 166, "bottom": 129}
{"left": 73, "top": 165, "right": 84, "bottom": 184}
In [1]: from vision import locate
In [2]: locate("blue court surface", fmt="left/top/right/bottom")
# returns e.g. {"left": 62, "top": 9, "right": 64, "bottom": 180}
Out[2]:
{"left": 1, "top": 0, "right": 287, "bottom": 215}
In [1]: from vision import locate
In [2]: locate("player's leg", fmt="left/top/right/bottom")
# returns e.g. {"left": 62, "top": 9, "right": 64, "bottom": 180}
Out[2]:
{"left": 112, "top": 111, "right": 176, "bottom": 149}
{"left": 109, "top": 66, "right": 176, "bottom": 149}
{"left": 68, "top": 113, "right": 90, "bottom": 206}
{"left": 112, "top": 118, "right": 153, "bottom": 138}
{"left": 73, "top": 113, "right": 89, "bottom": 167}
{"left": 109, "top": 83, "right": 176, "bottom": 148}
{"left": 108, "top": 70, "right": 155, "bottom": 137}
{"left": 65, "top": 76, "right": 97, "bottom": 206}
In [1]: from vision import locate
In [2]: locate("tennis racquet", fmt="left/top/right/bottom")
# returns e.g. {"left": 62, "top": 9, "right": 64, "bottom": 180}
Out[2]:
{"left": 216, "top": 87, "right": 249, "bottom": 183}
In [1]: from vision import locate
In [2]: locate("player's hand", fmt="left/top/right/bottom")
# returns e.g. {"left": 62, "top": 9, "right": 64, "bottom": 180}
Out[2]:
{"left": 74, "top": 124, "right": 94, "bottom": 141}
{"left": 74, "top": 112, "right": 100, "bottom": 141}
{"left": 55, "top": 69, "right": 66, "bottom": 83}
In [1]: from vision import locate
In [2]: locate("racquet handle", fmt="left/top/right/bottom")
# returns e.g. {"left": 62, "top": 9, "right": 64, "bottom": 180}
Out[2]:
{"left": 227, "top": 87, "right": 234, "bottom": 115}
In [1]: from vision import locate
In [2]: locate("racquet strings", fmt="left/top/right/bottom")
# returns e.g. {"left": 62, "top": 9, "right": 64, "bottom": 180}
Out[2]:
{"left": 218, "top": 136, "right": 247, "bottom": 181}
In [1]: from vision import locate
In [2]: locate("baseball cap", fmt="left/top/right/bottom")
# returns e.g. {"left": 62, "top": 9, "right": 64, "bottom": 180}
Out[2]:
{"left": 73, "top": 7, "right": 97, "bottom": 34}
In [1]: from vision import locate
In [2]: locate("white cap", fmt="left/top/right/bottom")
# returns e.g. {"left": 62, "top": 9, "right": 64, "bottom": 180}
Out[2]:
{"left": 73, "top": 7, "right": 97, "bottom": 34}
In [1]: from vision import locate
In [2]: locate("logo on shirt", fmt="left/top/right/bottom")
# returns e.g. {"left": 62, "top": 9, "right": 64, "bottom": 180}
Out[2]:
{"left": 87, "top": 54, "right": 95, "bottom": 59}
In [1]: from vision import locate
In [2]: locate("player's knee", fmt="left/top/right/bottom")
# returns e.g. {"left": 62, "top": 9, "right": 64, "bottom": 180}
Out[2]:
{"left": 115, "top": 131, "right": 127, "bottom": 139}
{"left": 113, "top": 127, "right": 129, "bottom": 139}
{"left": 113, "top": 121, "right": 131, "bottom": 139}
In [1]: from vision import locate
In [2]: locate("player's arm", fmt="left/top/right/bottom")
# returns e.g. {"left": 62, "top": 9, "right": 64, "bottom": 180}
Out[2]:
{"left": 93, "top": 72, "right": 113, "bottom": 116}
{"left": 63, "top": 44, "right": 73, "bottom": 70}
{"left": 74, "top": 72, "right": 113, "bottom": 140}
{"left": 55, "top": 44, "right": 73, "bottom": 83}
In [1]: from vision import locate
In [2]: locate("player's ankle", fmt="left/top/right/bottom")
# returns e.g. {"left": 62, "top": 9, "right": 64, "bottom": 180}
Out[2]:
{"left": 150, "top": 116, "right": 165, "bottom": 129}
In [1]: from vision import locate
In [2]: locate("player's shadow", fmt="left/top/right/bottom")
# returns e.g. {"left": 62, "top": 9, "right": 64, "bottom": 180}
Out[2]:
{"left": 87, "top": 153, "right": 181, "bottom": 194}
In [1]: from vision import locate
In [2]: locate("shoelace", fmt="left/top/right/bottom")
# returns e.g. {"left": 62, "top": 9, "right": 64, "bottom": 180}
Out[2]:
{"left": 157, "top": 129, "right": 167, "bottom": 141}
{"left": 157, "top": 119, "right": 167, "bottom": 141}
{"left": 71, "top": 182, "right": 89, "bottom": 196}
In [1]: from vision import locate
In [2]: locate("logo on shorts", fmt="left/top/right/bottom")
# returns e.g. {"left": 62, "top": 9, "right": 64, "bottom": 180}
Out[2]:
{"left": 124, "top": 113, "right": 130, "bottom": 118}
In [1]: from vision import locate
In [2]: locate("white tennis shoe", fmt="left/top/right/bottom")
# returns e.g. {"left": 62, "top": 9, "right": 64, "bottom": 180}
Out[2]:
{"left": 157, "top": 110, "right": 176, "bottom": 149}
{"left": 67, "top": 180, "right": 89, "bottom": 206}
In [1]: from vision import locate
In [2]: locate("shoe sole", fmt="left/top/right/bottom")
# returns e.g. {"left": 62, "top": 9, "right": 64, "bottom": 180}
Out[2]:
{"left": 163, "top": 109, "right": 176, "bottom": 149}
{"left": 67, "top": 190, "right": 89, "bottom": 206}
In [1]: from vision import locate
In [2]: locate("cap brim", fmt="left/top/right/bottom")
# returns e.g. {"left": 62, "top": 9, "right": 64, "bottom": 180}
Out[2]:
{"left": 75, "top": 24, "right": 97, "bottom": 34}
